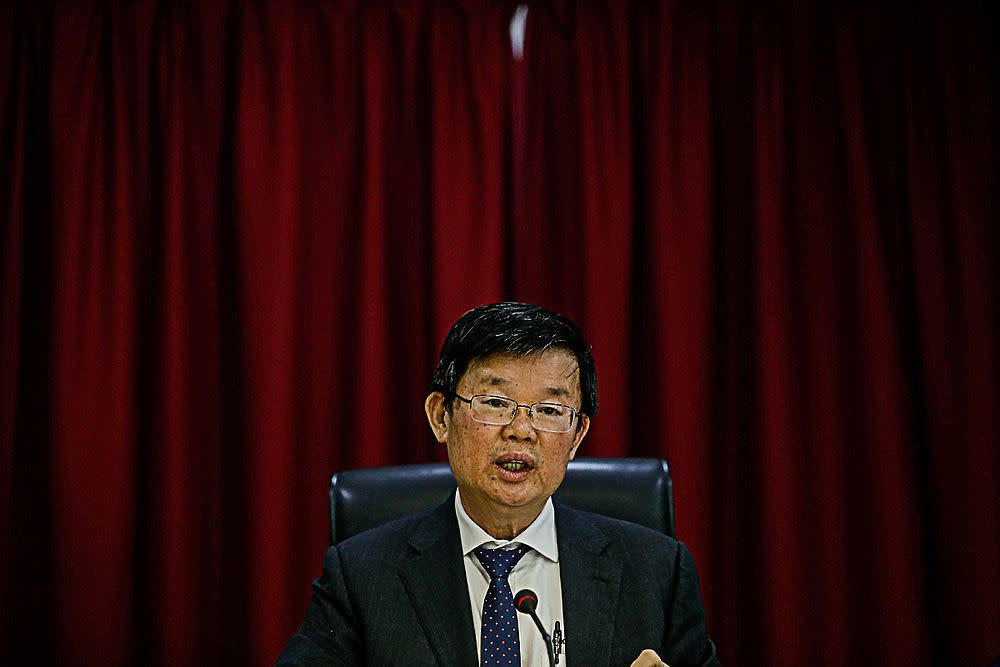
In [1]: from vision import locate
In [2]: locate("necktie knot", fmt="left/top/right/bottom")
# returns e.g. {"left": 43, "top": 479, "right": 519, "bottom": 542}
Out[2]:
{"left": 474, "top": 545, "right": 528, "bottom": 580}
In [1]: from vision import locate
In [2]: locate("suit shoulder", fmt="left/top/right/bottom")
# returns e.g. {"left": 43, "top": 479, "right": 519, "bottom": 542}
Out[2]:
{"left": 336, "top": 507, "right": 433, "bottom": 551}
{"left": 334, "top": 502, "right": 451, "bottom": 563}
{"left": 557, "top": 503, "right": 683, "bottom": 554}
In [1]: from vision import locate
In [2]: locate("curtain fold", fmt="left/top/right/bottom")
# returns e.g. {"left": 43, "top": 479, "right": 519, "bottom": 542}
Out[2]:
{"left": 1, "top": 2, "right": 995, "bottom": 666}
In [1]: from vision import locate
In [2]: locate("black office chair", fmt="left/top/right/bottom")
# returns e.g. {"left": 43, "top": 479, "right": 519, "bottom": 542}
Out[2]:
{"left": 329, "top": 457, "right": 675, "bottom": 543}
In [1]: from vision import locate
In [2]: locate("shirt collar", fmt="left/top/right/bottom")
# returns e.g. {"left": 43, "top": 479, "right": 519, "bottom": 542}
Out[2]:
{"left": 454, "top": 489, "right": 559, "bottom": 563}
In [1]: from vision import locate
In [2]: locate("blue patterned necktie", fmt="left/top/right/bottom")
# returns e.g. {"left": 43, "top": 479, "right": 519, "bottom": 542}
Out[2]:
{"left": 474, "top": 545, "right": 530, "bottom": 666}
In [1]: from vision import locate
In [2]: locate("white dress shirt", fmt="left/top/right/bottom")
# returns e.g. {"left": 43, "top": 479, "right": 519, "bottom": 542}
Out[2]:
{"left": 455, "top": 490, "right": 567, "bottom": 666}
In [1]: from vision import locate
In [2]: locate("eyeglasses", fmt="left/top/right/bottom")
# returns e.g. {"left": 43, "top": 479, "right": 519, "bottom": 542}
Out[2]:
{"left": 454, "top": 394, "right": 580, "bottom": 433}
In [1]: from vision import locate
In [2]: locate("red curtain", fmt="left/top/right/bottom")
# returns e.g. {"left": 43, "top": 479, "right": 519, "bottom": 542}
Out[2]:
{"left": 1, "top": 2, "right": 995, "bottom": 666}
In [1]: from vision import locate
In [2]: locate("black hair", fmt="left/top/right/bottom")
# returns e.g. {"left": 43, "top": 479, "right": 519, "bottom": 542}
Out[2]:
{"left": 430, "top": 302, "right": 598, "bottom": 417}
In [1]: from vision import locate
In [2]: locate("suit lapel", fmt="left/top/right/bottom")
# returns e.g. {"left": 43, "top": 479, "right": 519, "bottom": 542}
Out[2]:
{"left": 398, "top": 497, "right": 479, "bottom": 666}
{"left": 556, "top": 502, "right": 623, "bottom": 667}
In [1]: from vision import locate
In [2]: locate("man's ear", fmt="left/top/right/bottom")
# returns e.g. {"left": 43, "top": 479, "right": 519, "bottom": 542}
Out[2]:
{"left": 568, "top": 413, "right": 590, "bottom": 460}
{"left": 424, "top": 392, "right": 450, "bottom": 444}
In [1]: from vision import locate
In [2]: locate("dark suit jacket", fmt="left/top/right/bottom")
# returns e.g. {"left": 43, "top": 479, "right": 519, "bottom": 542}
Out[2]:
{"left": 277, "top": 495, "right": 720, "bottom": 666}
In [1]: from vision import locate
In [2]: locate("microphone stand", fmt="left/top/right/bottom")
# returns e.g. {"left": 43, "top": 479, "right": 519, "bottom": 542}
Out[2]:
{"left": 514, "top": 590, "right": 555, "bottom": 667}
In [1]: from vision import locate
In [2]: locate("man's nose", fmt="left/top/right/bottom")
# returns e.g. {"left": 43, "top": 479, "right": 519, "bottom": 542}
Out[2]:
{"left": 503, "top": 405, "right": 537, "bottom": 440}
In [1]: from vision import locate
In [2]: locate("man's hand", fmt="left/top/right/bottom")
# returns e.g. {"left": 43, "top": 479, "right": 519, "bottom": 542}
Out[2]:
{"left": 630, "top": 648, "right": 669, "bottom": 667}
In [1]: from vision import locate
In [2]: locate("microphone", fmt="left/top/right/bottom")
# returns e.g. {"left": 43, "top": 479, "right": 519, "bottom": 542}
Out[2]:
{"left": 514, "top": 589, "right": 555, "bottom": 667}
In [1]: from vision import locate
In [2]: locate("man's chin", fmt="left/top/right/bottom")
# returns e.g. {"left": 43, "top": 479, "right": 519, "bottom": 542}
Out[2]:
{"left": 486, "top": 485, "right": 546, "bottom": 512}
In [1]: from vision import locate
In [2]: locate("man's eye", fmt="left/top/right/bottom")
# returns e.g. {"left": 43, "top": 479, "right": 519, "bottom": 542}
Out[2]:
{"left": 537, "top": 405, "right": 562, "bottom": 416}
{"left": 485, "top": 398, "right": 509, "bottom": 408}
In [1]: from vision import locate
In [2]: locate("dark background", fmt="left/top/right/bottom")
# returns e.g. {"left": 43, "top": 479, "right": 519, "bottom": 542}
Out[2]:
{"left": 2, "top": 1, "right": 996, "bottom": 665}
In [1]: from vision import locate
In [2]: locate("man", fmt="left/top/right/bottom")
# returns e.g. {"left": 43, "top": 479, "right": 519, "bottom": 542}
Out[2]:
{"left": 278, "top": 302, "right": 720, "bottom": 666}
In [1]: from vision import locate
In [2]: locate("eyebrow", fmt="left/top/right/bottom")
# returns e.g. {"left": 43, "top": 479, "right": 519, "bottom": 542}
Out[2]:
{"left": 481, "top": 375, "right": 572, "bottom": 399}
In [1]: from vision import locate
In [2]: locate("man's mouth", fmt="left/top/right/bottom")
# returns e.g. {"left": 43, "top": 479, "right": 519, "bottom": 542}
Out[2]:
{"left": 493, "top": 453, "right": 537, "bottom": 479}
{"left": 497, "top": 460, "right": 531, "bottom": 472}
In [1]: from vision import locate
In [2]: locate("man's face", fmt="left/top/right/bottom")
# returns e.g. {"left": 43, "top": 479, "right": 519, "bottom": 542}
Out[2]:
{"left": 425, "top": 349, "right": 591, "bottom": 531}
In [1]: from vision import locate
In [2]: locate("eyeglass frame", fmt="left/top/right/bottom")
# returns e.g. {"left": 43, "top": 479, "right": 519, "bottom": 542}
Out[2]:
{"left": 452, "top": 393, "right": 582, "bottom": 433}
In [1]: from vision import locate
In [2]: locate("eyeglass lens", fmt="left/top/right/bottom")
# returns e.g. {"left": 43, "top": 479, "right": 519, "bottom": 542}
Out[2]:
{"left": 469, "top": 395, "right": 575, "bottom": 432}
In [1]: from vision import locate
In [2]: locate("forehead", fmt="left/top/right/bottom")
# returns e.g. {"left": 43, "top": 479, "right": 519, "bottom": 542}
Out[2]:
{"left": 459, "top": 349, "right": 582, "bottom": 400}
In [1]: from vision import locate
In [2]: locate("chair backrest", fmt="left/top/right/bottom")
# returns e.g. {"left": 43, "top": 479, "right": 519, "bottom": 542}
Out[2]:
{"left": 329, "top": 457, "right": 675, "bottom": 543}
